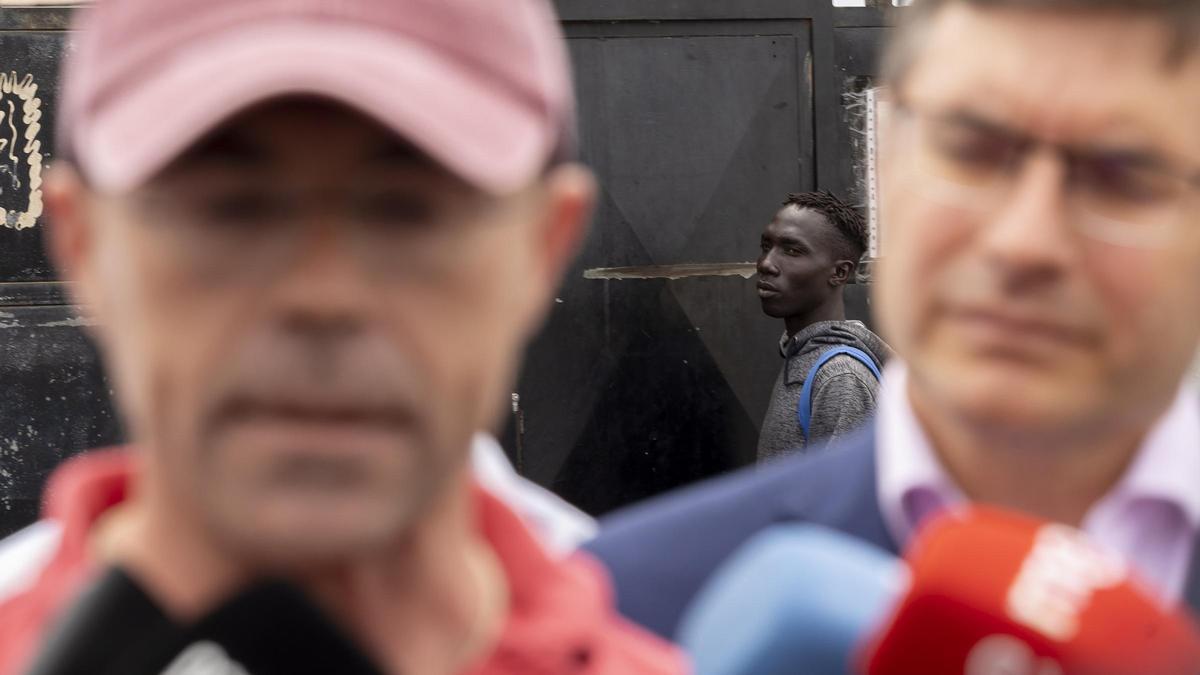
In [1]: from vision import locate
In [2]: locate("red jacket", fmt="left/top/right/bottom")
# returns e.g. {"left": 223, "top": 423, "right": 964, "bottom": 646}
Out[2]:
{"left": 0, "top": 450, "right": 687, "bottom": 675}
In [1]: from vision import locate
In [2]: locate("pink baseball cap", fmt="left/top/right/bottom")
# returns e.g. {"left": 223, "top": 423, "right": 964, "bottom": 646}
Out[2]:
{"left": 59, "top": 0, "right": 575, "bottom": 194}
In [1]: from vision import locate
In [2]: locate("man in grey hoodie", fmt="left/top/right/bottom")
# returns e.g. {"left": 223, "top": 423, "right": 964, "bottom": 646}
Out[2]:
{"left": 755, "top": 191, "right": 891, "bottom": 462}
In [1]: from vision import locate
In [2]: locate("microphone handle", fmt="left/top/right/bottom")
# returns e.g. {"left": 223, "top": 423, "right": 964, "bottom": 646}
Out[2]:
{"left": 24, "top": 567, "right": 188, "bottom": 675}
{"left": 24, "top": 567, "right": 387, "bottom": 675}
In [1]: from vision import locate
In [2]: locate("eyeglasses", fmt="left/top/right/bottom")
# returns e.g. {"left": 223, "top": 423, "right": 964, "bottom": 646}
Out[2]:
{"left": 892, "top": 104, "right": 1200, "bottom": 248}
{"left": 120, "top": 180, "right": 498, "bottom": 285}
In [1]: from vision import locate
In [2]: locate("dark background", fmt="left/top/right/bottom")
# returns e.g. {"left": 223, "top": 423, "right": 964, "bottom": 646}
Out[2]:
{"left": 0, "top": 2, "right": 894, "bottom": 536}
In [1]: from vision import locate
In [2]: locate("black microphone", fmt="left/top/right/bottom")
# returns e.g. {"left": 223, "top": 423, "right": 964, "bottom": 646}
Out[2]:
{"left": 25, "top": 566, "right": 385, "bottom": 675}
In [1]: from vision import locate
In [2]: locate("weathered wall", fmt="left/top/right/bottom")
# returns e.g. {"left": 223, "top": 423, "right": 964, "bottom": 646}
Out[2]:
{"left": 0, "top": 11, "right": 124, "bottom": 534}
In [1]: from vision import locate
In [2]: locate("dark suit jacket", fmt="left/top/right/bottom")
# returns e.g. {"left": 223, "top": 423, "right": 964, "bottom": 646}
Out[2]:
{"left": 583, "top": 426, "right": 1200, "bottom": 639}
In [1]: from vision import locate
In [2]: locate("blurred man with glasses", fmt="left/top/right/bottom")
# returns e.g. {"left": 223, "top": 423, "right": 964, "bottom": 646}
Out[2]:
{"left": 586, "top": 0, "right": 1200, "bottom": 639}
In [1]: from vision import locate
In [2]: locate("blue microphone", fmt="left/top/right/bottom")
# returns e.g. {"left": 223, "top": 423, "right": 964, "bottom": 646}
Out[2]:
{"left": 676, "top": 524, "right": 907, "bottom": 675}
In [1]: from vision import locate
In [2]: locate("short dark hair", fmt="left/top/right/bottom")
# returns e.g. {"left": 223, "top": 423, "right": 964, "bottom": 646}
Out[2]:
{"left": 782, "top": 191, "right": 869, "bottom": 264}
{"left": 883, "top": 0, "right": 1200, "bottom": 86}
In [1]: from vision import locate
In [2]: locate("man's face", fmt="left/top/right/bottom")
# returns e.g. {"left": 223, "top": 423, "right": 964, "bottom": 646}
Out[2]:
{"left": 875, "top": 5, "right": 1200, "bottom": 440}
{"left": 756, "top": 206, "right": 841, "bottom": 319}
{"left": 54, "top": 101, "right": 586, "bottom": 563}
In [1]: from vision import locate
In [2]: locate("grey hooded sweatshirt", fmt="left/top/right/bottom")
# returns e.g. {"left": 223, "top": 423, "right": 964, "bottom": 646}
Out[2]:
{"left": 756, "top": 320, "right": 892, "bottom": 463}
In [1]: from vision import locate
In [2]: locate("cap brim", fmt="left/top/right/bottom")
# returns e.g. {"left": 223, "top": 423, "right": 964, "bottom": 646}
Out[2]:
{"left": 77, "top": 21, "right": 555, "bottom": 194}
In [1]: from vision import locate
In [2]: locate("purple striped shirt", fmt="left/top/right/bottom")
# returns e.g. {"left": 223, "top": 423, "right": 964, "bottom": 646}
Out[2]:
{"left": 876, "top": 362, "right": 1200, "bottom": 603}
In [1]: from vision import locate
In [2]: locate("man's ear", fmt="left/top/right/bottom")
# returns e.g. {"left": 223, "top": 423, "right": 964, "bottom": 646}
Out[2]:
{"left": 830, "top": 259, "right": 856, "bottom": 287}
{"left": 43, "top": 161, "right": 102, "bottom": 315}
{"left": 516, "top": 162, "right": 595, "bottom": 336}
{"left": 533, "top": 162, "right": 596, "bottom": 296}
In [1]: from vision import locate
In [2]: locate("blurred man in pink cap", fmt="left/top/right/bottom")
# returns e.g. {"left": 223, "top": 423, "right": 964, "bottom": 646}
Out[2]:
{"left": 0, "top": 1, "right": 684, "bottom": 673}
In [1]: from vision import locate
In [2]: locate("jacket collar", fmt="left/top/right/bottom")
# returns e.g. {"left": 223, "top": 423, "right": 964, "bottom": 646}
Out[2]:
{"left": 771, "top": 426, "right": 899, "bottom": 556}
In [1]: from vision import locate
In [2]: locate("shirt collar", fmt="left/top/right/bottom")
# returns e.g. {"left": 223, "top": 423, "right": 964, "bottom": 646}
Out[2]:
{"left": 1096, "top": 384, "right": 1200, "bottom": 531}
{"left": 471, "top": 482, "right": 685, "bottom": 672}
{"left": 875, "top": 362, "right": 967, "bottom": 547}
{"left": 875, "top": 360, "right": 1200, "bottom": 547}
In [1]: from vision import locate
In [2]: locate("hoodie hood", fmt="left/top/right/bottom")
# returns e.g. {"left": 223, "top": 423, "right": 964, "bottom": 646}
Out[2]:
{"left": 757, "top": 319, "right": 892, "bottom": 462}
{"left": 780, "top": 320, "right": 892, "bottom": 370}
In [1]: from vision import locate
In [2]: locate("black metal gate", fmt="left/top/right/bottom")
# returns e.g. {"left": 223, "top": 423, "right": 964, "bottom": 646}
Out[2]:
{"left": 509, "top": 1, "right": 894, "bottom": 514}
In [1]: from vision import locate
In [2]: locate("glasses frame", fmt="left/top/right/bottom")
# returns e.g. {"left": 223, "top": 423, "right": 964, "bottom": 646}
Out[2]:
{"left": 889, "top": 101, "right": 1200, "bottom": 249}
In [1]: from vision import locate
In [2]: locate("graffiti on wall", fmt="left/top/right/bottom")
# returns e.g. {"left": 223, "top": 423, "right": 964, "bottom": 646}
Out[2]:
{"left": 0, "top": 71, "right": 43, "bottom": 230}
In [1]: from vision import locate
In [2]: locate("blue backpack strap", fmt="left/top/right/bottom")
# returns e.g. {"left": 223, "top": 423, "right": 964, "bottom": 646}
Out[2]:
{"left": 797, "top": 346, "right": 883, "bottom": 439}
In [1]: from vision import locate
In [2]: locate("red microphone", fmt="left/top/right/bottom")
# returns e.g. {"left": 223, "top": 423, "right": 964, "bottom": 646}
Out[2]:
{"left": 861, "top": 507, "right": 1200, "bottom": 675}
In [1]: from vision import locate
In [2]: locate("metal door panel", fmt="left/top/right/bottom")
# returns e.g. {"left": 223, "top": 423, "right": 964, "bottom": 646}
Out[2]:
{"left": 512, "top": 17, "right": 820, "bottom": 514}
